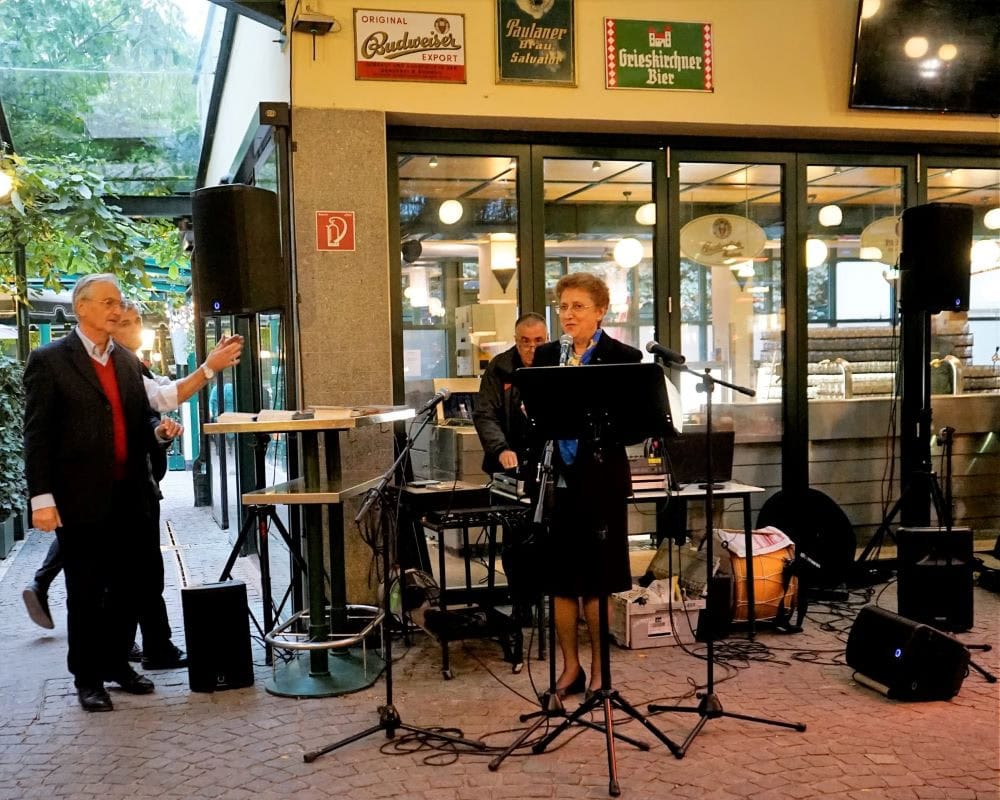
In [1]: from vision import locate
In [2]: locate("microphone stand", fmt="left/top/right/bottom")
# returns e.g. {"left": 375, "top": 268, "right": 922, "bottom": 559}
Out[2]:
{"left": 648, "top": 360, "right": 806, "bottom": 757}
{"left": 304, "top": 407, "right": 486, "bottom": 763}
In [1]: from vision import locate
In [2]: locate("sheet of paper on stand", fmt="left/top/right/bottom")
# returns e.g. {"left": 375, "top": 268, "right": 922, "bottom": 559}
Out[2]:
{"left": 215, "top": 411, "right": 258, "bottom": 423}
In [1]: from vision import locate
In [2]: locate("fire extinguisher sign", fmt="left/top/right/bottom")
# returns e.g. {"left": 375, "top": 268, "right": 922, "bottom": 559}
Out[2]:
{"left": 316, "top": 211, "right": 356, "bottom": 252}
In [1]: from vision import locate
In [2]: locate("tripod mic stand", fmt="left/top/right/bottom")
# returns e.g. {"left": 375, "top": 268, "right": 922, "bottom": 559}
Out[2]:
{"left": 489, "top": 441, "right": 650, "bottom": 774}
{"left": 648, "top": 362, "right": 806, "bottom": 757}
{"left": 512, "top": 363, "right": 684, "bottom": 796}
{"left": 304, "top": 411, "right": 486, "bottom": 763}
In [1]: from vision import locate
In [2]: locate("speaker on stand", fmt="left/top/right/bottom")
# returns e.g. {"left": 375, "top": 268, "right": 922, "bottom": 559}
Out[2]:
{"left": 897, "top": 526, "right": 974, "bottom": 632}
{"left": 191, "top": 184, "right": 286, "bottom": 316}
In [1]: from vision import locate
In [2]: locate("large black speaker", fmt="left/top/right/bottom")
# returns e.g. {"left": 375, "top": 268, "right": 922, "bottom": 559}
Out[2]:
{"left": 182, "top": 581, "right": 255, "bottom": 693}
{"left": 191, "top": 184, "right": 285, "bottom": 314}
{"left": 846, "top": 604, "right": 969, "bottom": 701}
{"left": 897, "top": 526, "right": 974, "bottom": 631}
{"left": 899, "top": 202, "right": 973, "bottom": 313}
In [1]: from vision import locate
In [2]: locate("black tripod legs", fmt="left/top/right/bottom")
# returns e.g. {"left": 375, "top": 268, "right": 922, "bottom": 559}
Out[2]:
{"left": 649, "top": 693, "right": 806, "bottom": 758}
{"left": 303, "top": 704, "right": 487, "bottom": 763}
{"left": 533, "top": 688, "right": 666, "bottom": 797}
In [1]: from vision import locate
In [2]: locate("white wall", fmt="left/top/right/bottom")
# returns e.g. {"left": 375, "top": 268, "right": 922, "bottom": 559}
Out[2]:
{"left": 204, "top": 16, "right": 290, "bottom": 187}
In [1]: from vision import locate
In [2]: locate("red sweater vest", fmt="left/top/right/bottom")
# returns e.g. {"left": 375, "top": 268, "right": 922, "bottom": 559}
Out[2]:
{"left": 92, "top": 357, "right": 128, "bottom": 479}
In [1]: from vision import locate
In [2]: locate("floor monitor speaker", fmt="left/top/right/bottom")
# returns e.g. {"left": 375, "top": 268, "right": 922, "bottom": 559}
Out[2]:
{"left": 899, "top": 202, "right": 973, "bottom": 313}
{"left": 191, "top": 184, "right": 285, "bottom": 315}
{"left": 897, "top": 527, "right": 974, "bottom": 631}
{"left": 182, "top": 581, "right": 255, "bottom": 693}
{"left": 846, "top": 604, "right": 969, "bottom": 701}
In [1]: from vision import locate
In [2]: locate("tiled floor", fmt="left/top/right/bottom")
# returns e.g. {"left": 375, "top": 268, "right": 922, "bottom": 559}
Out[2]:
{"left": 0, "top": 472, "right": 997, "bottom": 800}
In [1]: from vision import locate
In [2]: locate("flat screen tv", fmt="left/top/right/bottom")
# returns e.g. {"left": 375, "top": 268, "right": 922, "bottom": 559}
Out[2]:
{"left": 849, "top": 0, "right": 1000, "bottom": 115}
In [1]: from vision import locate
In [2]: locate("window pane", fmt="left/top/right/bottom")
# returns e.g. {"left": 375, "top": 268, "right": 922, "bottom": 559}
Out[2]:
{"left": 541, "top": 158, "right": 655, "bottom": 352}
{"left": 397, "top": 153, "right": 521, "bottom": 409}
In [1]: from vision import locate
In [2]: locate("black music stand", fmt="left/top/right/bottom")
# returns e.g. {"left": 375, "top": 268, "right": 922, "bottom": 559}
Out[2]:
{"left": 512, "top": 363, "right": 681, "bottom": 797}
{"left": 647, "top": 360, "right": 806, "bottom": 756}
{"left": 303, "top": 411, "right": 486, "bottom": 763}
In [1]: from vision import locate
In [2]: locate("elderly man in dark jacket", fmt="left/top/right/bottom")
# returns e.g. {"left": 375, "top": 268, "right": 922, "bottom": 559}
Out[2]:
{"left": 473, "top": 312, "right": 548, "bottom": 475}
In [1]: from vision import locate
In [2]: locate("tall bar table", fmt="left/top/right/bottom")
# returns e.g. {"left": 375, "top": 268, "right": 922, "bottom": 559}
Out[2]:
{"left": 204, "top": 407, "right": 414, "bottom": 697}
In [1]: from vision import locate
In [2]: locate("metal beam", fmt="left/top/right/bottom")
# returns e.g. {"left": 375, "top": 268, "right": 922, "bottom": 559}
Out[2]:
{"left": 111, "top": 195, "right": 192, "bottom": 218}
{"left": 207, "top": 1, "right": 284, "bottom": 31}
{"left": 196, "top": 11, "right": 239, "bottom": 189}
{"left": 0, "top": 96, "right": 14, "bottom": 152}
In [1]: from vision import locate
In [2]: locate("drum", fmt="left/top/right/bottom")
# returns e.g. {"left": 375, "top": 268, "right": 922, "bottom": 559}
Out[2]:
{"left": 730, "top": 545, "right": 798, "bottom": 622}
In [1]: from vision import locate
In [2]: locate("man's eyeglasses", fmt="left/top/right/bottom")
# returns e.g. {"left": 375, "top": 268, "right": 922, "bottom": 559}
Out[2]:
{"left": 557, "top": 303, "right": 594, "bottom": 315}
{"left": 87, "top": 297, "right": 125, "bottom": 310}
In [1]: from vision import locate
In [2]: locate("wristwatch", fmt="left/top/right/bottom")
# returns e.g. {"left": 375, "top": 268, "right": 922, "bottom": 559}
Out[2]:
{"left": 201, "top": 364, "right": 215, "bottom": 380}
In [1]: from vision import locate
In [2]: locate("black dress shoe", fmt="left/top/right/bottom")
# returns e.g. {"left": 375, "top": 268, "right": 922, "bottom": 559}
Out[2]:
{"left": 555, "top": 667, "right": 587, "bottom": 699}
{"left": 128, "top": 642, "right": 143, "bottom": 663}
{"left": 77, "top": 686, "right": 113, "bottom": 712}
{"left": 23, "top": 582, "right": 55, "bottom": 630}
{"left": 106, "top": 668, "right": 155, "bottom": 695}
{"left": 142, "top": 645, "right": 187, "bottom": 670}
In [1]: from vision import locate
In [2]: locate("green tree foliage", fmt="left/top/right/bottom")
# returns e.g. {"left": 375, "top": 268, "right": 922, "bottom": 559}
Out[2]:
{"left": 1, "top": 0, "right": 202, "bottom": 194}
{"left": 0, "top": 149, "right": 187, "bottom": 300}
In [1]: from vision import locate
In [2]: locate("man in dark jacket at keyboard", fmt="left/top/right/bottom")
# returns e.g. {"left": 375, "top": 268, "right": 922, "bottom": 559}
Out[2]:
{"left": 472, "top": 312, "right": 548, "bottom": 475}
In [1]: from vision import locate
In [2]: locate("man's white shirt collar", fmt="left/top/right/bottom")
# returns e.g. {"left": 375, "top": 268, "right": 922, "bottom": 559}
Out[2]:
{"left": 75, "top": 326, "right": 116, "bottom": 365}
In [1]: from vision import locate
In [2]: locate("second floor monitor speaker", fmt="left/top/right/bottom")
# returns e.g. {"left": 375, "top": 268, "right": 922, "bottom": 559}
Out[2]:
{"left": 192, "top": 184, "right": 285, "bottom": 315}
{"left": 899, "top": 202, "right": 972, "bottom": 313}
{"left": 846, "top": 604, "right": 968, "bottom": 701}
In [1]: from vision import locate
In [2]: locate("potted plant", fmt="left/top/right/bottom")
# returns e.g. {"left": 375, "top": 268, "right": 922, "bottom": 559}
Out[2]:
{"left": 0, "top": 353, "right": 25, "bottom": 557}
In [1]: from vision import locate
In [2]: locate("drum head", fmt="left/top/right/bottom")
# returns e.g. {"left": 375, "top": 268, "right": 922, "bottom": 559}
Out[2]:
{"left": 756, "top": 489, "right": 856, "bottom": 587}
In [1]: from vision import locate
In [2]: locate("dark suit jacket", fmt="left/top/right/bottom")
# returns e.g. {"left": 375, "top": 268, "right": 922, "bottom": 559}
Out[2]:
{"left": 472, "top": 345, "right": 533, "bottom": 474}
{"left": 24, "top": 331, "right": 162, "bottom": 529}
{"left": 533, "top": 329, "right": 642, "bottom": 369}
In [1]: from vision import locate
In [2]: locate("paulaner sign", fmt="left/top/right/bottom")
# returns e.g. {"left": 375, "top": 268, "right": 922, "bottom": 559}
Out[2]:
{"left": 496, "top": 0, "right": 575, "bottom": 86}
{"left": 605, "top": 18, "right": 714, "bottom": 92}
{"left": 355, "top": 9, "right": 466, "bottom": 83}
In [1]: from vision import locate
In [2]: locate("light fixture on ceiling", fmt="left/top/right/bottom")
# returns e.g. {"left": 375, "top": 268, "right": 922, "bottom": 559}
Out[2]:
{"left": 591, "top": 160, "right": 601, "bottom": 172}
{"left": 292, "top": 5, "right": 340, "bottom": 34}
{"left": 860, "top": 0, "right": 881, "bottom": 19}
{"left": 0, "top": 170, "right": 12, "bottom": 202}
{"left": 635, "top": 202, "right": 656, "bottom": 226}
{"left": 613, "top": 237, "right": 644, "bottom": 269}
{"left": 806, "top": 238, "right": 829, "bottom": 268}
{"left": 428, "top": 156, "right": 439, "bottom": 168}
{"left": 438, "top": 199, "right": 464, "bottom": 225}
{"left": 938, "top": 43, "right": 958, "bottom": 61}
{"left": 818, "top": 204, "right": 843, "bottom": 227}
{"left": 904, "top": 36, "right": 929, "bottom": 59}
{"left": 984, "top": 207, "right": 1000, "bottom": 230}
{"left": 489, "top": 233, "right": 517, "bottom": 293}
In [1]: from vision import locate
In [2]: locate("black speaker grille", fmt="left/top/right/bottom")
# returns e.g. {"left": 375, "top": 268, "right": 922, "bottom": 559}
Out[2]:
{"left": 192, "top": 185, "right": 286, "bottom": 315}
{"left": 899, "top": 202, "right": 973, "bottom": 313}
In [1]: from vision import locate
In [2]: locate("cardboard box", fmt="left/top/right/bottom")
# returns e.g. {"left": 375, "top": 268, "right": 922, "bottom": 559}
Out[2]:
{"left": 610, "top": 586, "right": 705, "bottom": 649}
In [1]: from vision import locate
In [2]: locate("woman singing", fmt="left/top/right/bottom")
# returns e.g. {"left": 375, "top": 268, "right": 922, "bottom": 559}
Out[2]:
{"left": 532, "top": 272, "right": 641, "bottom": 699}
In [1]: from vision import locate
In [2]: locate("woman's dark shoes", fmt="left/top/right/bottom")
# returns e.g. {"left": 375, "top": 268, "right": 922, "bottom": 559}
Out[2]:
{"left": 77, "top": 686, "right": 113, "bottom": 712}
{"left": 555, "top": 667, "right": 587, "bottom": 699}
{"left": 105, "top": 668, "right": 155, "bottom": 695}
{"left": 141, "top": 645, "right": 187, "bottom": 670}
{"left": 22, "top": 582, "right": 54, "bottom": 630}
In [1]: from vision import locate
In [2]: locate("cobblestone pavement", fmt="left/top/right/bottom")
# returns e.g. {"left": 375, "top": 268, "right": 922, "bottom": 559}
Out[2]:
{"left": 1, "top": 472, "right": 997, "bottom": 800}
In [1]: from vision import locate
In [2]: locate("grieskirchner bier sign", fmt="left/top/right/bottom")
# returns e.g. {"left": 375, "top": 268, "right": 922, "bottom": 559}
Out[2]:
{"left": 605, "top": 18, "right": 714, "bottom": 92}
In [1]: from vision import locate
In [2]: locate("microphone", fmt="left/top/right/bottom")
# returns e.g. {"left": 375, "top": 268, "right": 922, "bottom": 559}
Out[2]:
{"left": 415, "top": 388, "right": 451, "bottom": 416}
{"left": 558, "top": 334, "right": 573, "bottom": 366}
{"left": 645, "top": 340, "right": 686, "bottom": 365}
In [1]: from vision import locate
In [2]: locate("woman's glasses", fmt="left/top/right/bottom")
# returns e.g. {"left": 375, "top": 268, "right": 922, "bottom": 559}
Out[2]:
{"left": 557, "top": 302, "right": 594, "bottom": 315}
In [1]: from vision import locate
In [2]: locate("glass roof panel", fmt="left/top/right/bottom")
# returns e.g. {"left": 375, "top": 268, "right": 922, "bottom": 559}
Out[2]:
{"left": 0, "top": 0, "right": 225, "bottom": 196}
